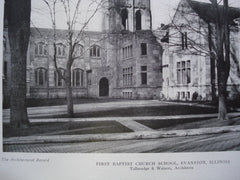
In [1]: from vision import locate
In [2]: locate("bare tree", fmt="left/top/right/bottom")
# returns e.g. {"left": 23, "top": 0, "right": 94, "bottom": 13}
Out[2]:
{"left": 6, "top": 0, "right": 31, "bottom": 127}
{"left": 209, "top": 0, "right": 231, "bottom": 121}
{"left": 42, "top": 0, "right": 106, "bottom": 117}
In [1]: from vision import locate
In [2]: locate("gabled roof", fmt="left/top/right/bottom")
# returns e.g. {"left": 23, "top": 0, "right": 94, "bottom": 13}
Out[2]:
{"left": 187, "top": 0, "right": 240, "bottom": 25}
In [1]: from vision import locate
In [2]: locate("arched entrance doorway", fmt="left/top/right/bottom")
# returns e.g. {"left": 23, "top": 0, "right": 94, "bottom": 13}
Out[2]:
{"left": 99, "top": 77, "right": 109, "bottom": 97}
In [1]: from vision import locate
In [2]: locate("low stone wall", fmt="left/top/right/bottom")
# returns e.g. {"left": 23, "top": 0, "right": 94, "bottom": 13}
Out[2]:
{"left": 112, "top": 87, "right": 161, "bottom": 99}
{"left": 30, "top": 87, "right": 87, "bottom": 99}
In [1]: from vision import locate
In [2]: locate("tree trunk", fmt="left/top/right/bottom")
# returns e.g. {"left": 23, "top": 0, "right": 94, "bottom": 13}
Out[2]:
{"left": 6, "top": 0, "right": 31, "bottom": 127}
{"left": 218, "top": 74, "right": 228, "bottom": 120}
{"left": 211, "top": 0, "right": 230, "bottom": 121}
{"left": 66, "top": 64, "right": 74, "bottom": 117}
{"left": 216, "top": 27, "right": 228, "bottom": 120}
{"left": 216, "top": 25, "right": 228, "bottom": 120}
{"left": 221, "top": 0, "right": 231, "bottom": 122}
{"left": 208, "top": 23, "right": 216, "bottom": 101}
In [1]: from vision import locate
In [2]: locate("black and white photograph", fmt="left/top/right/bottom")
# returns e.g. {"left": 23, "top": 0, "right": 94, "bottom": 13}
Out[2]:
{"left": 2, "top": 0, "right": 240, "bottom": 180}
{"left": 1, "top": 0, "right": 240, "bottom": 155}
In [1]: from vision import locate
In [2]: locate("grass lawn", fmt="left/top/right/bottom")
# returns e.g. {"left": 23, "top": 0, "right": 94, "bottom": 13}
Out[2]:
{"left": 136, "top": 117, "right": 208, "bottom": 129}
{"left": 3, "top": 98, "right": 125, "bottom": 109}
{"left": 3, "top": 121, "right": 133, "bottom": 138}
{"left": 34, "top": 105, "right": 218, "bottom": 119}
{"left": 137, "top": 114, "right": 240, "bottom": 130}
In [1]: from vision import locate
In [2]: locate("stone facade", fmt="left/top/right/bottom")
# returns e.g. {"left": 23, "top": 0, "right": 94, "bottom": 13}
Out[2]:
{"left": 3, "top": 0, "right": 162, "bottom": 102}
{"left": 160, "top": 0, "right": 240, "bottom": 101}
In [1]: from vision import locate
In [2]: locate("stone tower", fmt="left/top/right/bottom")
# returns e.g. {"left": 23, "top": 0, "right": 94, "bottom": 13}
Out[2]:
{"left": 100, "top": 0, "right": 162, "bottom": 99}
{"left": 103, "top": 0, "right": 152, "bottom": 32}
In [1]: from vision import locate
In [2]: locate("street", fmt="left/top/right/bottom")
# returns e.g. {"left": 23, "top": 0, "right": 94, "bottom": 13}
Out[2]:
{"left": 4, "top": 131, "right": 240, "bottom": 153}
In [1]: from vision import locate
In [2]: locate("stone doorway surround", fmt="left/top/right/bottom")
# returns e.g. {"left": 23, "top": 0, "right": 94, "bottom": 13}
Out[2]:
{"left": 99, "top": 77, "right": 109, "bottom": 97}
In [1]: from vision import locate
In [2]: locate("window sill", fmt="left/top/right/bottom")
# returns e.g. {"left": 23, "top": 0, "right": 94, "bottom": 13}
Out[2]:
{"left": 74, "top": 56, "right": 84, "bottom": 59}
{"left": 32, "top": 86, "right": 48, "bottom": 89}
{"left": 72, "top": 86, "right": 85, "bottom": 89}
{"left": 122, "top": 85, "right": 135, "bottom": 88}
{"left": 35, "top": 54, "right": 48, "bottom": 57}
{"left": 52, "top": 86, "right": 66, "bottom": 88}
{"left": 90, "top": 57, "right": 101, "bottom": 59}
{"left": 176, "top": 83, "right": 192, "bottom": 87}
{"left": 56, "top": 56, "right": 67, "bottom": 58}
{"left": 122, "top": 57, "right": 133, "bottom": 61}
{"left": 140, "top": 84, "right": 149, "bottom": 87}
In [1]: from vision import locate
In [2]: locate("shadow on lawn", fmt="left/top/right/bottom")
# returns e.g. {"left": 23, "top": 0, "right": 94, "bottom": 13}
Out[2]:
{"left": 33, "top": 105, "right": 218, "bottom": 119}
{"left": 3, "top": 121, "right": 133, "bottom": 138}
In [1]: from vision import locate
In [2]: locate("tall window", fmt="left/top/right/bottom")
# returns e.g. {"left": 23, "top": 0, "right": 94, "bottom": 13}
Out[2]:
{"left": 35, "top": 68, "right": 47, "bottom": 86}
{"left": 87, "top": 70, "right": 92, "bottom": 85}
{"left": 72, "top": 69, "right": 84, "bottom": 87}
{"left": 121, "top": 9, "right": 128, "bottom": 30}
{"left": 54, "top": 68, "right": 65, "bottom": 87}
{"left": 141, "top": 43, "right": 147, "bottom": 55}
{"left": 35, "top": 42, "right": 48, "bottom": 56}
{"left": 187, "top": 60, "right": 191, "bottom": 84}
{"left": 122, "top": 45, "right": 133, "bottom": 59}
{"left": 90, "top": 45, "right": 100, "bottom": 57}
{"left": 177, "top": 61, "right": 191, "bottom": 84}
{"left": 181, "top": 32, "right": 188, "bottom": 49}
{"left": 182, "top": 61, "right": 186, "bottom": 84}
{"left": 177, "top": 62, "right": 181, "bottom": 84}
{"left": 141, "top": 66, "right": 147, "bottom": 85}
{"left": 123, "top": 67, "right": 133, "bottom": 86}
{"left": 136, "top": 10, "right": 142, "bottom": 30}
{"left": 56, "top": 43, "right": 66, "bottom": 57}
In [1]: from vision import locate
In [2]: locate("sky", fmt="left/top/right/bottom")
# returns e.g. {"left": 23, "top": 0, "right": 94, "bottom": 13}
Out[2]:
{"left": 31, "top": 0, "right": 240, "bottom": 31}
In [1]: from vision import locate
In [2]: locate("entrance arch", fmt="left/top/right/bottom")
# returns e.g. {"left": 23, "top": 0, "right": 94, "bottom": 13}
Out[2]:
{"left": 99, "top": 77, "right": 109, "bottom": 97}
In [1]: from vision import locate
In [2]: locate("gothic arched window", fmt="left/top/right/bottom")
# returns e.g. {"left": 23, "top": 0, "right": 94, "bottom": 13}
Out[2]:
{"left": 35, "top": 68, "right": 48, "bottom": 86}
{"left": 35, "top": 42, "right": 48, "bottom": 56}
{"left": 136, "top": 10, "right": 142, "bottom": 30}
{"left": 72, "top": 68, "right": 84, "bottom": 87}
{"left": 121, "top": 9, "right": 128, "bottom": 30}
{"left": 56, "top": 43, "right": 66, "bottom": 57}
{"left": 90, "top": 45, "right": 101, "bottom": 57}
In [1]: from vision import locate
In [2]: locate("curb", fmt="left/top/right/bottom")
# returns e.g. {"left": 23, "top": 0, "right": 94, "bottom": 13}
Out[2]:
{"left": 4, "top": 125, "right": 240, "bottom": 145}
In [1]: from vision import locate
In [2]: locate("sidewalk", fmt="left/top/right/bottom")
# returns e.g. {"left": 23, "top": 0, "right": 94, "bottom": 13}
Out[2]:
{"left": 3, "top": 112, "right": 240, "bottom": 145}
{"left": 4, "top": 124, "right": 240, "bottom": 145}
